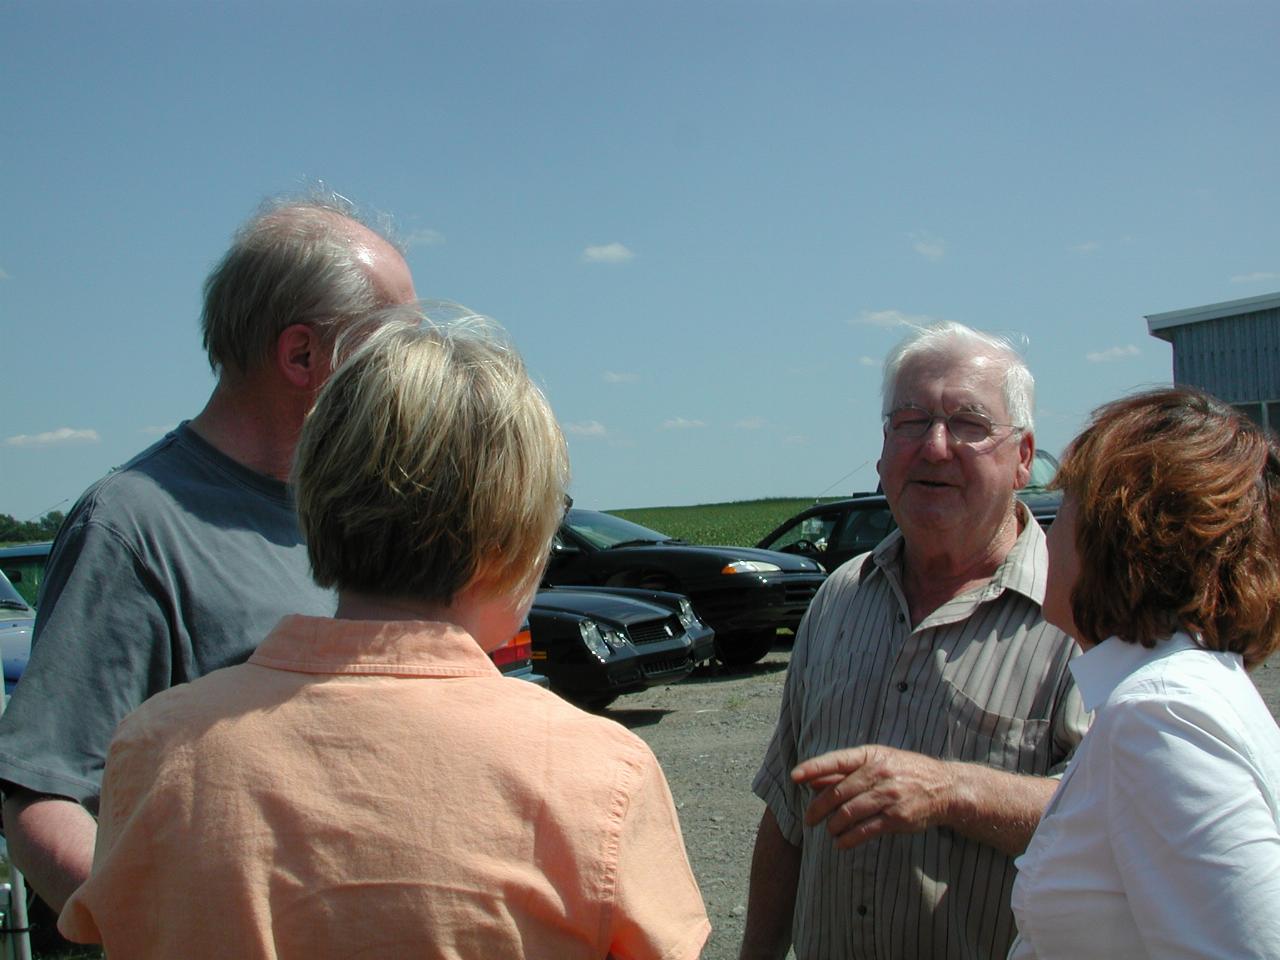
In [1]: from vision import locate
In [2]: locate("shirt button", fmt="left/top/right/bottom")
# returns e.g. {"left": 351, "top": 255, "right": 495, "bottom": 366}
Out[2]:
{"left": 857, "top": 905, "right": 868, "bottom": 916}
{"left": 896, "top": 612, "right": 905, "bottom": 623}
{"left": 897, "top": 681, "right": 909, "bottom": 693}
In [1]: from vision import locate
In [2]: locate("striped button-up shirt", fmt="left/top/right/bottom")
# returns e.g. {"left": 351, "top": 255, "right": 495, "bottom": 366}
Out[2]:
{"left": 753, "top": 506, "right": 1088, "bottom": 960}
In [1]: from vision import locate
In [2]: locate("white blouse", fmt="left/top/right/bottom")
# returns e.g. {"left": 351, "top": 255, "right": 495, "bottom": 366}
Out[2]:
{"left": 1009, "top": 632, "right": 1280, "bottom": 959}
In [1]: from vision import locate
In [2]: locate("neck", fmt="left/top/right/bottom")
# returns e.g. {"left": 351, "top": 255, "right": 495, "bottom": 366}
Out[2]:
{"left": 333, "top": 590, "right": 453, "bottom": 623}
{"left": 188, "top": 374, "right": 311, "bottom": 481}
{"left": 899, "top": 507, "right": 1022, "bottom": 626}
{"left": 333, "top": 587, "right": 512, "bottom": 654}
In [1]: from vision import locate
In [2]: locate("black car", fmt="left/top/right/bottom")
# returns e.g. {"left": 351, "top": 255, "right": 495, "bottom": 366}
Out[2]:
{"left": 758, "top": 457, "right": 1062, "bottom": 574}
{"left": 544, "top": 509, "right": 827, "bottom": 665}
{"left": 530, "top": 586, "right": 715, "bottom": 708}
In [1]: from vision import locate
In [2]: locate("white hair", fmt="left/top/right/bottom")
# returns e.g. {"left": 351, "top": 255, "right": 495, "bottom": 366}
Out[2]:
{"left": 880, "top": 321, "right": 1035, "bottom": 430}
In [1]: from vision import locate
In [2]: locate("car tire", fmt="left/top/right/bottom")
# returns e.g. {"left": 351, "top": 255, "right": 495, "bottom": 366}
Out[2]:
{"left": 716, "top": 628, "right": 777, "bottom": 667}
{"left": 581, "top": 694, "right": 619, "bottom": 711}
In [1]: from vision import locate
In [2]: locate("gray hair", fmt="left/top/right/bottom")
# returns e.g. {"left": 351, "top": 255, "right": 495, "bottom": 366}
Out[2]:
{"left": 200, "top": 190, "right": 403, "bottom": 376}
{"left": 880, "top": 321, "right": 1035, "bottom": 430}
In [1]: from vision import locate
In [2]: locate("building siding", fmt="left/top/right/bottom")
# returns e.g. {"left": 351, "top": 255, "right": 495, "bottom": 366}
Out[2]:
{"left": 1166, "top": 308, "right": 1280, "bottom": 402}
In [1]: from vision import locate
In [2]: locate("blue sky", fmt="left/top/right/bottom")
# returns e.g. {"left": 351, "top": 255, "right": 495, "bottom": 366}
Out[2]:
{"left": 3, "top": 1, "right": 1278, "bottom": 521}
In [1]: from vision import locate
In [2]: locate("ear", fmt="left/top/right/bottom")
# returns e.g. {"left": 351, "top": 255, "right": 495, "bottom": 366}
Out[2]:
{"left": 1014, "top": 431, "right": 1034, "bottom": 489}
{"left": 275, "top": 323, "right": 326, "bottom": 391}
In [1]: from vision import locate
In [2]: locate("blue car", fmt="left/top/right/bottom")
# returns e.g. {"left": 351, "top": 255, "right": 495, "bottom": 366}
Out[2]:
{"left": 0, "top": 570, "right": 34, "bottom": 695}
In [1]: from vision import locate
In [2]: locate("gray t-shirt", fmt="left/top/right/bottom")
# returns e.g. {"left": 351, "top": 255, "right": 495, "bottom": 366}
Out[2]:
{"left": 0, "top": 423, "right": 334, "bottom": 812}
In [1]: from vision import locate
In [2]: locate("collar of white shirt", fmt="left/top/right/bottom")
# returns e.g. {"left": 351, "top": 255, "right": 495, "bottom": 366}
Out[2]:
{"left": 1068, "top": 630, "right": 1205, "bottom": 712}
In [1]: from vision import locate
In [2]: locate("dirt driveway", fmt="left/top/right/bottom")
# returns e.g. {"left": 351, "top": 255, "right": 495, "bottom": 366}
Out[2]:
{"left": 614, "top": 646, "right": 1280, "bottom": 960}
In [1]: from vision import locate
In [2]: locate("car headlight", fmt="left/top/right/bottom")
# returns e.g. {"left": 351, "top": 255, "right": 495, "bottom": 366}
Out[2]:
{"left": 579, "top": 620, "right": 611, "bottom": 662}
{"left": 677, "top": 597, "right": 698, "bottom": 629}
{"left": 601, "top": 625, "right": 631, "bottom": 652}
{"left": 721, "top": 560, "right": 782, "bottom": 575}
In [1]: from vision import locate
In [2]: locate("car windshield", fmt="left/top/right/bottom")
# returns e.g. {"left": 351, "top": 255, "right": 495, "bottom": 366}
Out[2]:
{"left": 1024, "top": 449, "right": 1061, "bottom": 491}
{"left": 565, "top": 510, "right": 678, "bottom": 550}
{"left": 0, "top": 571, "right": 33, "bottom": 615}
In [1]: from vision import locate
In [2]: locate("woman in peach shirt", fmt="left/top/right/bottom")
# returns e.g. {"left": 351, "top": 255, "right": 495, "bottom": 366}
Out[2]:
{"left": 60, "top": 310, "right": 711, "bottom": 959}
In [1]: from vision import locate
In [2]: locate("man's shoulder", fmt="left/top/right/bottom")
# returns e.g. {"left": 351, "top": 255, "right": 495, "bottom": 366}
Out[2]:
{"left": 64, "top": 423, "right": 291, "bottom": 546}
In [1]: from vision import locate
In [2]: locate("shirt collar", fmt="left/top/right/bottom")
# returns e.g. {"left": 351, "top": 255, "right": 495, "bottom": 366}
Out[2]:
{"left": 1069, "top": 630, "right": 1202, "bottom": 712}
{"left": 249, "top": 614, "right": 502, "bottom": 679}
{"left": 869, "top": 500, "right": 1048, "bottom": 609}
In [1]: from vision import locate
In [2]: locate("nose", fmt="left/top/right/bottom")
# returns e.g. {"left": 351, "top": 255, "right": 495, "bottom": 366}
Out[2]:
{"left": 918, "top": 419, "right": 953, "bottom": 461}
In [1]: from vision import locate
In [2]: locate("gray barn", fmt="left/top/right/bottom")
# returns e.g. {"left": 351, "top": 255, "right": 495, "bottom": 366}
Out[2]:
{"left": 1146, "top": 291, "right": 1280, "bottom": 431}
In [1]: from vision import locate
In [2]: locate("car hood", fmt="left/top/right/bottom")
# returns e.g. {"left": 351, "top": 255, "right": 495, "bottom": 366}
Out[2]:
{"left": 609, "top": 543, "right": 824, "bottom": 574}
{"left": 533, "top": 588, "right": 673, "bottom": 626}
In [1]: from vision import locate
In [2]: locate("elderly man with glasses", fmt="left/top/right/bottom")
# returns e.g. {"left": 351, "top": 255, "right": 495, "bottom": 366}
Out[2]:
{"left": 739, "top": 322, "right": 1088, "bottom": 960}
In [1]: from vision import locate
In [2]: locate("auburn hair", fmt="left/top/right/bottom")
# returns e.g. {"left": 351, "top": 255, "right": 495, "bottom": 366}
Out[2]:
{"left": 1053, "top": 387, "right": 1280, "bottom": 668}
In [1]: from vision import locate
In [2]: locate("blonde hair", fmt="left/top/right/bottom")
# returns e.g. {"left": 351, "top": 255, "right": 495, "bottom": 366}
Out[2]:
{"left": 294, "top": 307, "right": 569, "bottom": 607}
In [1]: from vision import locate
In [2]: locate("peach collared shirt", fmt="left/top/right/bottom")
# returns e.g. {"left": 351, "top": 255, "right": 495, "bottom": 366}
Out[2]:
{"left": 61, "top": 615, "right": 710, "bottom": 959}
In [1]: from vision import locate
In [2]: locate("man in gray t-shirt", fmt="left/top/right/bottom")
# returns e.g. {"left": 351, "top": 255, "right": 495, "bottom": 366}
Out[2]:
{"left": 0, "top": 193, "right": 417, "bottom": 912}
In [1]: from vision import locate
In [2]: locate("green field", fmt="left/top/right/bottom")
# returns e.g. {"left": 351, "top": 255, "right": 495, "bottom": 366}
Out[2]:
{"left": 608, "top": 497, "right": 837, "bottom": 547}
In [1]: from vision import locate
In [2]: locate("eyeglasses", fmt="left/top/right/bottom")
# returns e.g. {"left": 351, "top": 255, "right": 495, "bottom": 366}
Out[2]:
{"left": 883, "top": 406, "right": 1022, "bottom": 445}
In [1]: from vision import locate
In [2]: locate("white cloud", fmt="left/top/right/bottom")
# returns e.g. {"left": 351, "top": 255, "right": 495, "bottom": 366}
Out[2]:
{"left": 1085, "top": 344, "right": 1141, "bottom": 363}
{"left": 858, "top": 355, "right": 881, "bottom": 367}
{"left": 1070, "top": 241, "right": 1101, "bottom": 254}
{"left": 1230, "top": 271, "right": 1280, "bottom": 284}
{"left": 783, "top": 434, "right": 808, "bottom": 446}
{"left": 603, "top": 371, "right": 639, "bottom": 384}
{"left": 6, "top": 427, "right": 101, "bottom": 447}
{"left": 735, "top": 417, "right": 767, "bottom": 430}
{"left": 566, "top": 420, "right": 608, "bottom": 439}
{"left": 404, "top": 228, "right": 445, "bottom": 248}
{"left": 661, "top": 417, "right": 706, "bottom": 430}
{"left": 581, "top": 242, "right": 635, "bottom": 264}
{"left": 910, "top": 232, "right": 946, "bottom": 260}
{"left": 852, "top": 309, "right": 937, "bottom": 328}
{"left": 0, "top": 266, "right": 10, "bottom": 281}
{"left": 140, "top": 424, "right": 178, "bottom": 436}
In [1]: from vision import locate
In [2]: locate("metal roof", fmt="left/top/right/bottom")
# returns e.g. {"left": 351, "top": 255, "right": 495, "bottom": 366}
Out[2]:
{"left": 1146, "top": 290, "right": 1280, "bottom": 340}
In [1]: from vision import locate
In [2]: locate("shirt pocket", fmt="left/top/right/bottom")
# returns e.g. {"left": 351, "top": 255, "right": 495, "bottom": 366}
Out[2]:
{"left": 940, "top": 679, "right": 1051, "bottom": 775}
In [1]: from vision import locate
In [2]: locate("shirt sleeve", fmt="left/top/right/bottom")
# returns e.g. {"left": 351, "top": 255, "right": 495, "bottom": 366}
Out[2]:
{"left": 751, "top": 577, "right": 825, "bottom": 845}
{"left": 0, "top": 515, "right": 175, "bottom": 810}
{"left": 607, "top": 745, "right": 711, "bottom": 960}
{"left": 1105, "top": 693, "right": 1280, "bottom": 958}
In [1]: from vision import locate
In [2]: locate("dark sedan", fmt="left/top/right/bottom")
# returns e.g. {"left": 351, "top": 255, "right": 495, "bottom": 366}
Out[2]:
{"left": 544, "top": 509, "right": 827, "bottom": 665}
{"left": 530, "top": 586, "right": 715, "bottom": 708}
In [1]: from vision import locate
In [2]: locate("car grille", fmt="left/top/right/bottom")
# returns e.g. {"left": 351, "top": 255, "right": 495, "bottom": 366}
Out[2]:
{"left": 641, "top": 654, "right": 693, "bottom": 677}
{"left": 784, "top": 582, "right": 822, "bottom": 605}
{"left": 629, "top": 617, "right": 680, "bottom": 645}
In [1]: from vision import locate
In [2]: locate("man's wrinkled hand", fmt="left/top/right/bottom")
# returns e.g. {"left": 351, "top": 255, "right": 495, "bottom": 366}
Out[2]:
{"left": 791, "top": 745, "right": 956, "bottom": 849}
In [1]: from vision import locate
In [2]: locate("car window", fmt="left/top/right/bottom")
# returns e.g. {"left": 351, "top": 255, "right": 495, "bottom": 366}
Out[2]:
{"left": 1025, "top": 449, "right": 1060, "bottom": 490}
{"left": 830, "top": 505, "right": 896, "bottom": 554}
{"left": 767, "top": 511, "right": 842, "bottom": 553}
{"left": 0, "top": 570, "right": 34, "bottom": 616}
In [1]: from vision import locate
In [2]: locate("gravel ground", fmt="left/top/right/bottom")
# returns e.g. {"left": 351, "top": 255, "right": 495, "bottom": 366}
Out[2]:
{"left": 614, "top": 644, "right": 1280, "bottom": 960}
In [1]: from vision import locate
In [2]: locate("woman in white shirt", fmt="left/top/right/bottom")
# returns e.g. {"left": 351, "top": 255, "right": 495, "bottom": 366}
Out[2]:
{"left": 1009, "top": 387, "right": 1280, "bottom": 959}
